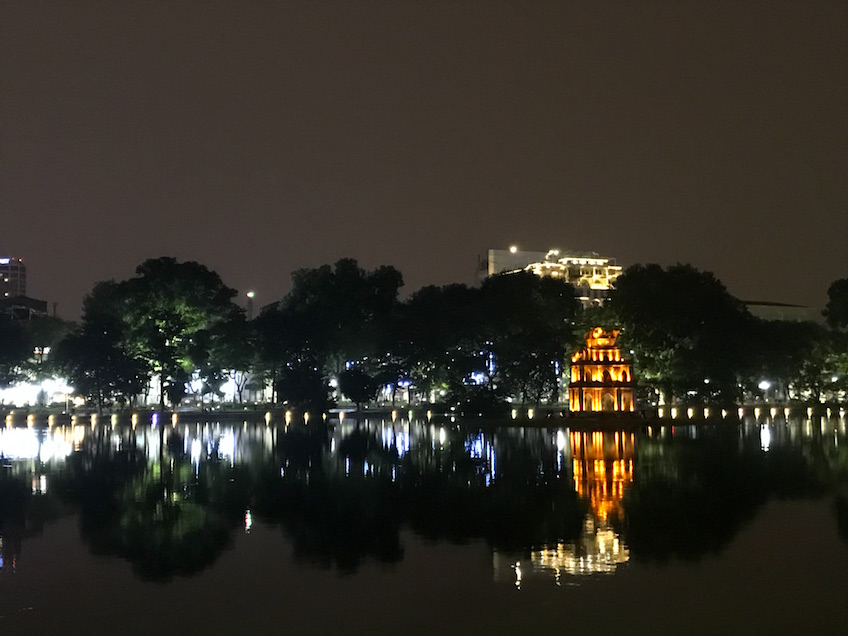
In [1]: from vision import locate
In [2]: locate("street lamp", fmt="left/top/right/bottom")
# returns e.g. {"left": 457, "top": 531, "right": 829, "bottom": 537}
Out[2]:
{"left": 246, "top": 291, "right": 255, "bottom": 320}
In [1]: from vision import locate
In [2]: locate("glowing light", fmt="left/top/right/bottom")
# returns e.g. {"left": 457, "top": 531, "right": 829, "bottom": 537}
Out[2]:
{"left": 556, "top": 430, "right": 567, "bottom": 451}
{"left": 760, "top": 425, "right": 771, "bottom": 452}
{"left": 218, "top": 430, "right": 235, "bottom": 461}
{"left": 509, "top": 245, "right": 518, "bottom": 254}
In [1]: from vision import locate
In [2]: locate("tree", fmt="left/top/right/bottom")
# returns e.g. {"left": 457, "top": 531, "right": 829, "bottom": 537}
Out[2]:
{"left": 204, "top": 314, "right": 255, "bottom": 404}
{"left": 611, "top": 263, "right": 751, "bottom": 405}
{"left": 275, "top": 360, "right": 332, "bottom": 412}
{"left": 256, "top": 259, "right": 403, "bottom": 407}
{"left": 118, "top": 258, "right": 242, "bottom": 410}
{"left": 479, "top": 272, "right": 579, "bottom": 405}
{"left": 395, "top": 283, "right": 481, "bottom": 403}
{"left": 0, "top": 319, "right": 31, "bottom": 388}
{"left": 824, "top": 278, "right": 848, "bottom": 330}
{"left": 51, "top": 320, "right": 149, "bottom": 412}
{"left": 338, "top": 367, "right": 381, "bottom": 410}
{"left": 280, "top": 258, "right": 404, "bottom": 369}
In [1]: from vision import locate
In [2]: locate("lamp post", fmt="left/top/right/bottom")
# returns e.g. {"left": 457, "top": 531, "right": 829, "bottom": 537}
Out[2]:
{"left": 246, "top": 291, "right": 255, "bottom": 320}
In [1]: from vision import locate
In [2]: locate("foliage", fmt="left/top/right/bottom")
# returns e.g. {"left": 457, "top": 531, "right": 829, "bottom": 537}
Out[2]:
{"left": 256, "top": 259, "right": 403, "bottom": 407}
{"left": 51, "top": 318, "right": 149, "bottom": 412}
{"left": 280, "top": 258, "right": 404, "bottom": 369}
{"left": 0, "top": 319, "right": 31, "bottom": 387}
{"left": 611, "top": 263, "right": 751, "bottom": 404}
{"left": 119, "top": 257, "right": 242, "bottom": 408}
{"left": 479, "top": 272, "right": 579, "bottom": 405}
{"left": 338, "top": 366, "right": 381, "bottom": 409}
{"left": 824, "top": 278, "right": 848, "bottom": 330}
{"left": 275, "top": 360, "right": 332, "bottom": 412}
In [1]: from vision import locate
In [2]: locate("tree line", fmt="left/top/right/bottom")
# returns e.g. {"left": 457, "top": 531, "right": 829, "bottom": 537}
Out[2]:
{"left": 1, "top": 256, "right": 846, "bottom": 411}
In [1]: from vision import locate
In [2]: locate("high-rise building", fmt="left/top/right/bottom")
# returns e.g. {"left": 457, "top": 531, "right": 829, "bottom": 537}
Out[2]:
{"left": 0, "top": 257, "right": 26, "bottom": 297}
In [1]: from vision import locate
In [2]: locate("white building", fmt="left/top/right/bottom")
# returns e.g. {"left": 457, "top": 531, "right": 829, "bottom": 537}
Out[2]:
{"left": 485, "top": 247, "right": 622, "bottom": 306}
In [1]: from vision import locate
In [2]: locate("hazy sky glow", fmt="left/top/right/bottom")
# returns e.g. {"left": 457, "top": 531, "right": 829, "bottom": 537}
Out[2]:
{"left": 2, "top": 1, "right": 846, "bottom": 318}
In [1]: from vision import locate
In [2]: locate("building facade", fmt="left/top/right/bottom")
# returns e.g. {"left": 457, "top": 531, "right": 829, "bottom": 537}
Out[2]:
{"left": 568, "top": 327, "right": 635, "bottom": 413}
{"left": 0, "top": 257, "right": 26, "bottom": 297}
{"left": 485, "top": 247, "right": 622, "bottom": 306}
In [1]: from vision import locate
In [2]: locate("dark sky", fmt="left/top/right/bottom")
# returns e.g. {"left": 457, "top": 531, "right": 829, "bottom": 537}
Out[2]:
{"left": 2, "top": 1, "right": 846, "bottom": 319}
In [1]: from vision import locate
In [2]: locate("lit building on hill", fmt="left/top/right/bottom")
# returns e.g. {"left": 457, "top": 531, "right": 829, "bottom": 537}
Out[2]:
{"left": 568, "top": 327, "right": 635, "bottom": 412}
{"left": 484, "top": 247, "right": 622, "bottom": 306}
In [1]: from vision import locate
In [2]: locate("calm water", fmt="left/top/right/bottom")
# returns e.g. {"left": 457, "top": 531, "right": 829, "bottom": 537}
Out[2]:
{"left": 0, "top": 411, "right": 846, "bottom": 635}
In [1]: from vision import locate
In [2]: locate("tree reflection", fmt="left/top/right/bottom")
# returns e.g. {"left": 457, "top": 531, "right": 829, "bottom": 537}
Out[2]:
{"left": 836, "top": 495, "right": 848, "bottom": 546}
{"left": 52, "top": 425, "right": 237, "bottom": 581}
{"left": 618, "top": 425, "right": 836, "bottom": 561}
{"left": 0, "top": 414, "right": 845, "bottom": 580}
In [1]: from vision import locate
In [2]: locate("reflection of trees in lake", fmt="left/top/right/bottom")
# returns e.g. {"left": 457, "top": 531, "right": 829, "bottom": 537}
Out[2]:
{"left": 2, "top": 415, "right": 846, "bottom": 580}
{"left": 619, "top": 424, "right": 842, "bottom": 561}
{"left": 0, "top": 474, "right": 62, "bottom": 573}
{"left": 247, "top": 422, "right": 585, "bottom": 570}
{"left": 837, "top": 495, "right": 848, "bottom": 545}
{"left": 51, "top": 426, "right": 237, "bottom": 581}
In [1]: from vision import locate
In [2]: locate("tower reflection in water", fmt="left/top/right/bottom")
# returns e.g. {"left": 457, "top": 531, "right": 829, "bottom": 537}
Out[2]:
{"left": 495, "top": 429, "right": 633, "bottom": 587}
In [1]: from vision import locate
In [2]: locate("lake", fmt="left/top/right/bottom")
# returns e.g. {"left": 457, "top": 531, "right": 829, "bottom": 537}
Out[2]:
{"left": 0, "top": 410, "right": 846, "bottom": 635}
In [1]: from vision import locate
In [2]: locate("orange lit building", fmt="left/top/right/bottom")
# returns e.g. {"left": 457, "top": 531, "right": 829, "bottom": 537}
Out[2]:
{"left": 569, "top": 327, "right": 635, "bottom": 412}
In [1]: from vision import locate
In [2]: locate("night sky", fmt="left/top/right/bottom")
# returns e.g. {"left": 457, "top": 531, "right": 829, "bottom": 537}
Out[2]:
{"left": 2, "top": 1, "right": 846, "bottom": 319}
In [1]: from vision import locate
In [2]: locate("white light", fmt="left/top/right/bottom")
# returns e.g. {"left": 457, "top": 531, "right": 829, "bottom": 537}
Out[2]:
{"left": 758, "top": 380, "right": 771, "bottom": 391}
{"left": 509, "top": 245, "right": 518, "bottom": 253}
{"left": 760, "top": 425, "right": 771, "bottom": 452}
{"left": 556, "top": 430, "right": 567, "bottom": 451}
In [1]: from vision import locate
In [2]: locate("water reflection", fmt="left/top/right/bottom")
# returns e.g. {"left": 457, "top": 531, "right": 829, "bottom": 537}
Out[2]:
{"left": 0, "top": 410, "right": 845, "bottom": 584}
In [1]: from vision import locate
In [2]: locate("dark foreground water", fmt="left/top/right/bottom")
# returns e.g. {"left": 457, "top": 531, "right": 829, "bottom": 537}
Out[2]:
{"left": 0, "top": 411, "right": 846, "bottom": 635}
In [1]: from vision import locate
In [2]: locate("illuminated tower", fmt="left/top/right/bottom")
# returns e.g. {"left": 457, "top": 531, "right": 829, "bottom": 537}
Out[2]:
{"left": 568, "top": 327, "right": 635, "bottom": 412}
{"left": 0, "top": 257, "right": 26, "bottom": 297}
